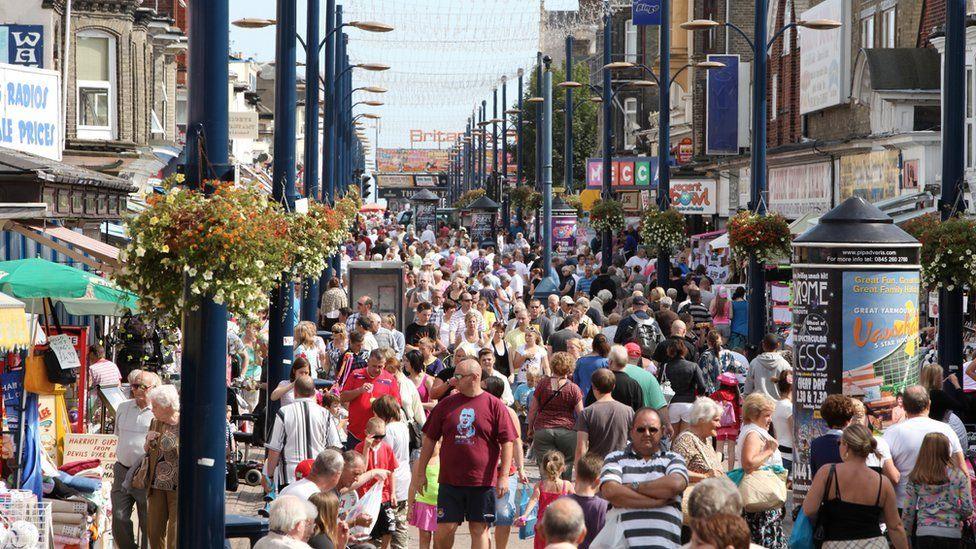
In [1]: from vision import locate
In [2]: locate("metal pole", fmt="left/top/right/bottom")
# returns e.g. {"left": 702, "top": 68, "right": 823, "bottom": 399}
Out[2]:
{"left": 501, "top": 76, "right": 509, "bottom": 230}
{"left": 565, "top": 35, "right": 574, "bottom": 195}
{"left": 656, "top": 0, "right": 672, "bottom": 289}
{"left": 301, "top": 0, "right": 320, "bottom": 323}
{"left": 535, "top": 52, "right": 543, "bottom": 241}
{"left": 180, "top": 0, "right": 228, "bottom": 544}
{"left": 268, "top": 0, "right": 298, "bottom": 425}
{"left": 492, "top": 87, "right": 499, "bottom": 201}
{"left": 516, "top": 69, "right": 524, "bottom": 229}
{"left": 939, "top": 0, "right": 966, "bottom": 370}
{"left": 323, "top": 1, "right": 337, "bottom": 204}
{"left": 542, "top": 58, "right": 554, "bottom": 277}
{"left": 480, "top": 101, "right": 487, "bottom": 188}
{"left": 600, "top": 0, "right": 613, "bottom": 272}
{"left": 747, "top": 0, "right": 768, "bottom": 347}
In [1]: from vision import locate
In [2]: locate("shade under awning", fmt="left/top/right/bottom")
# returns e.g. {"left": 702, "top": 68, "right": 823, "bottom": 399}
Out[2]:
{"left": 6, "top": 222, "right": 121, "bottom": 274}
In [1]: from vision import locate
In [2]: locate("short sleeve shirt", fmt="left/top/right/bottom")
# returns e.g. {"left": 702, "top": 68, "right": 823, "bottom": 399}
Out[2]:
{"left": 423, "top": 391, "right": 517, "bottom": 487}
{"left": 353, "top": 441, "right": 399, "bottom": 502}
{"left": 341, "top": 369, "right": 401, "bottom": 441}
{"left": 531, "top": 378, "right": 583, "bottom": 431}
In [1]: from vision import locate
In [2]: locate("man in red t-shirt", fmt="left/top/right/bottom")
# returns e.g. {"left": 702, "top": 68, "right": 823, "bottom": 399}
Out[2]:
{"left": 340, "top": 349, "right": 400, "bottom": 448}
{"left": 410, "top": 358, "right": 516, "bottom": 549}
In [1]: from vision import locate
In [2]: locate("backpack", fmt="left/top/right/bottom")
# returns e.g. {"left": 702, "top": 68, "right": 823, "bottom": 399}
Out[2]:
{"left": 719, "top": 400, "right": 737, "bottom": 428}
{"left": 630, "top": 314, "right": 664, "bottom": 356}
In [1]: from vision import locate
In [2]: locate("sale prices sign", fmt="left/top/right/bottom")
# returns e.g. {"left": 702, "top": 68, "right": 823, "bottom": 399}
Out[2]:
{"left": 670, "top": 179, "right": 717, "bottom": 215}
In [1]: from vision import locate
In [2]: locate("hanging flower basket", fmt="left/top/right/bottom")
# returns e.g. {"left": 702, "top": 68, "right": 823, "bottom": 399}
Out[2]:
{"left": 904, "top": 212, "right": 976, "bottom": 291}
{"left": 589, "top": 198, "right": 626, "bottom": 234}
{"left": 727, "top": 211, "right": 792, "bottom": 263}
{"left": 639, "top": 208, "right": 687, "bottom": 254}
{"left": 454, "top": 189, "right": 486, "bottom": 210}
{"left": 510, "top": 186, "right": 542, "bottom": 212}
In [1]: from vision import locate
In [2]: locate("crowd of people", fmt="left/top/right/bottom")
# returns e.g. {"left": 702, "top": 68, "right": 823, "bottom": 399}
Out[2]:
{"left": 100, "top": 213, "right": 976, "bottom": 549}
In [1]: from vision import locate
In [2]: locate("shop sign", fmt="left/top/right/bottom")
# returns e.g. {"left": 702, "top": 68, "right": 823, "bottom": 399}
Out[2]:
{"left": 799, "top": 0, "right": 851, "bottom": 114}
{"left": 228, "top": 111, "right": 258, "bottom": 140}
{"left": 768, "top": 163, "right": 832, "bottom": 219}
{"left": 632, "top": 0, "right": 663, "bottom": 26}
{"left": 377, "top": 148, "right": 449, "bottom": 173}
{"left": 619, "top": 190, "right": 642, "bottom": 212}
{"left": 839, "top": 150, "right": 900, "bottom": 202}
{"left": 0, "top": 26, "right": 43, "bottom": 68}
{"left": 902, "top": 159, "right": 919, "bottom": 190}
{"left": 670, "top": 179, "right": 717, "bottom": 215}
{"left": 585, "top": 156, "right": 658, "bottom": 190}
{"left": 377, "top": 187, "right": 448, "bottom": 200}
{"left": 409, "top": 129, "right": 462, "bottom": 144}
{"left": 677, "top": 138, "right": 693, "bottom": 164}
{"left": 376, "top": 174, "right": 414, "bottom": 188}
{"left": 0, "top": 63, "right": 61, "bottom": 160}
{"left": 64, "top": 433, "right": 119, "bottom": 482}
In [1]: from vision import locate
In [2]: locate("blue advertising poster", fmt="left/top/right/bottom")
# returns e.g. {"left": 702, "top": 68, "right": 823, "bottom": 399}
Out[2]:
{"left": 2, "top": 370, "right": 23, "bottom": 435}
{"left": 0, "top": 25, "right": 44, "bottom": 68}
{"left": 841, "top": 271, "right": 920, "bottom": 420}
{"left": 706, "top": 54, "right": 739, "bottom": 155}
{"left": 632, "top": 0, "right": 662, "bottom": 26}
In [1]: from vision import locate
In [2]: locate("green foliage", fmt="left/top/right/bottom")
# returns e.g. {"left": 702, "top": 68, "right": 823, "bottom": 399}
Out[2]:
{"left": 505, "top": 63, "right": 598, "bottom": 190}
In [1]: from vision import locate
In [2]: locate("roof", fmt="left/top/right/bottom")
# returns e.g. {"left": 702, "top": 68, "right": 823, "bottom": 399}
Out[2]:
{"left": 864, "top": 49, "right": 940, "bottom": 91}
{"left": 0, "top": 146, "right": 134, "bottom": 192}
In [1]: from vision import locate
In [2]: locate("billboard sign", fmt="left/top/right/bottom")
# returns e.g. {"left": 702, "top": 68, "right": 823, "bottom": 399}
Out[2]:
{"left": 632, "top": 0, "right": 663, "bottom": 25}
{"left": 377, "top": 148, "right": 449, "bottom": 173}
{"left": 706, "top": 54, "right": 740, "bottom": 155}
{"left": 839, "top": 150, "right": 900, "bottom": 202}
{"left": 768, "top": 162, "right": 832, "bottom": 219}
{"left": 799, "top": 0, "right": 851, "bottom": 114}
{"left": 670, "top": 179, "right": 717, "bottom": 215}
{"left": 0, "top": 63, "right": 61, "bottom": 160}
{"left": 585, "top": 156, "right": 658, "bottom": 190}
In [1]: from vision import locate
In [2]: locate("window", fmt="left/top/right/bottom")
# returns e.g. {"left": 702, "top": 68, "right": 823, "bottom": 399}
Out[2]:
{"left": 782, "top": 0, "right": 794, "bottom": 55}
{"left": 861, "top": 15, "right": 875, "bottom": 49}
{"left": 623, "top": 97, "right": 638, "bottom": 150}
{"left": 625, "top": 19, "right": 638, "bottom": 63}
{"left": 702, "top": 0, "right": 718, "bottom": 53}
{"left": 76, "top": 31, "right": 117, "bottom": 140}
{"left": 966, "top": 67, "right": 974, "bottom": 168}
{"left": 771, "top": 74, "right": 779, "bottom": 120}
{"left": 881, "top": 8, "right": 896, "bottom": 48}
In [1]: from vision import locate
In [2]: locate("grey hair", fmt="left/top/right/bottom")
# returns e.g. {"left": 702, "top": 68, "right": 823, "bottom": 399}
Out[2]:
{"left": 312, "top": 449, "right": 344, "bottom": 478}
{"left": 689, "top": 397, "right": 724, "bottom": 426}
{"left": 660, "top": 296, "right": 673, "bottom": 309}
{"left": 608, "top": 345, "right": 629, "bottom": 367}
{"left": 687, "top": 477, "right": 742, "bottom": 519}
{"left": 268, "top": 495, "right": 314, "bottom": 533}
{"left": 127, "top": 369, "right": 144, "bottom": 385}
{"left": 148, "top": 384, "right": 179, "bottom": 412}
{"left": 541, "top": 498, "right": 585, "bottom": 543}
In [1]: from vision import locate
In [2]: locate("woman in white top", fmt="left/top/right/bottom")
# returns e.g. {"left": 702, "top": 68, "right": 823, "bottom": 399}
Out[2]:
{"left": 294, "top": 321, "right": 326, "bottom": 376}
{"left": 770, "top": 374, "right": 794, "bottom": 474}
{"left": 269, "top": 357, "right": 312, "bottom": 407}
{"left": 371, "top": 394, "right": 411, "bottom": 545}
{"left": 454, "top": 311, "right": 487, "bottom": 358}
{"left": 849, "top": 398, "right": 900, "bottom": 486}
{"left": 512, "top": 329, "right": 549, "bottom": 384}
{"left": 736, "top": 393, "right": 786, "bottom": 549}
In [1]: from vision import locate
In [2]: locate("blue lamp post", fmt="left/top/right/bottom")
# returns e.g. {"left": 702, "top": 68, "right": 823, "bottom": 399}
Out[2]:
{"left": 534, "top": 56, "right": 559, "bottom": 298}
{"left": 683, "top": 10, "right": 839, "bottom": 346}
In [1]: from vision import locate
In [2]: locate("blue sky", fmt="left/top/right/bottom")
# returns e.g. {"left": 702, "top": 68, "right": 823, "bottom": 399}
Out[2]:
{"left": 229, "top": 0, "right": 546, "bottom": 151}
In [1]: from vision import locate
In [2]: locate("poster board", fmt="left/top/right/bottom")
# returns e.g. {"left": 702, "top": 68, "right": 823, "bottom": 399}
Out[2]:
{"left": 63, "top": 433, "right": 118, "bottom": 483}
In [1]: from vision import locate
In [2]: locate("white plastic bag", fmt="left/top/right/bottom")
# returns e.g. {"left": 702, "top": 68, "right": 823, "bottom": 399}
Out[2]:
{"left": 346, "top": 482, "right": 383, "bottom": 542}
{"left": 589, "top": 508, "right": 628, "bottom": 549}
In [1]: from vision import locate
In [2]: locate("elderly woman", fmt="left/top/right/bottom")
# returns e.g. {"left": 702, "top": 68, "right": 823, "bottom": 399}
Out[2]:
{"left": 736, "top": 392, "right": 785, "bottom": 549}
{"left": 527, "top": 351, "right": 584, "bottom": 480}
{"left": 672, "top": 397, "right": 726, "bottom": 484}
{"left": 254, "top": 495, "right": 315, "bottom": 548}
{"left": 145, "top": 385, "right": 180, "bottom": 549}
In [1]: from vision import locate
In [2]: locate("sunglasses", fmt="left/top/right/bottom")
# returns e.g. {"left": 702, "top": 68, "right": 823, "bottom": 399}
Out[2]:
{"left": 371, "top": 434, "right": 386, "bottom": 440}
{"left": 635, "top": 426, "right": 660, "bottom": 435}
{"left": 453, "top": 372, "right": 475, "bottom": 380}
{"left": 132, "top": 383, "right": 150, "bottom": 390}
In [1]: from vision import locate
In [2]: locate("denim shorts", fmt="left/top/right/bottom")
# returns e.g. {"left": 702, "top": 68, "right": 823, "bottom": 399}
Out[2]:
{"left": 493, "top": 476, "right": 519, "bottom": 526}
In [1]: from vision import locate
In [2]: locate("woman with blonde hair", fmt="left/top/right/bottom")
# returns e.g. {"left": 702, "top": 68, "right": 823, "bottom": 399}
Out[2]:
{"left": 801, "top": 424, "right": 907, "bottom": 549}
{"left": 513, "top": 328, "right": 549, "bottom": 383}
{"left": 848, "top": 399, "right": 900, "bottom": 485}
{"left": 323, "top": 325, "right": 348, "bottom": 380}
{"left": 902, "top": 432, "right": 974, "bottom": 548}
{"left": 308, "top": 491, "right": 348, "bottom": 549}
{"left": 454, "top": 310, "right": 487, "bottom": 357}
{"left": 919, "top": 363, "right": 970, "bottom": 451}
{"left": 736, "top": 392, "right": 785, "bottom": 548}
{"left": 294, "top": 321, "right": 326, "bottom": 375}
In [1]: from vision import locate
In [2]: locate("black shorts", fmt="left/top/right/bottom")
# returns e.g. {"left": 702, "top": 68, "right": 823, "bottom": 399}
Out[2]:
{"left": 370, "top": 501, "right": 397, "bottom": 538}
{"left": 437, "top": 484, "right": 495, "bottom": 524}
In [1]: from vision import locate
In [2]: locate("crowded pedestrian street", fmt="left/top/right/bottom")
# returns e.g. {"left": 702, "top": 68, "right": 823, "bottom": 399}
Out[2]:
{"left": 0, "top": 0, "right": 974, "bottom": 548}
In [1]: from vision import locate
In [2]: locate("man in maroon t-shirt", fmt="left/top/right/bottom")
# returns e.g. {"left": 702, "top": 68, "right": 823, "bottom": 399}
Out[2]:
{"left": 410, "top": 358, "right": 516, "bottom": 549}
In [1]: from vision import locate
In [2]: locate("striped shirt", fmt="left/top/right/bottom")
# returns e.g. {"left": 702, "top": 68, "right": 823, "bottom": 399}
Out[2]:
{"left": 266, "top": 398, "right": 343, "bottom": 485}
{"left": 89, "top": 359, "right": 122, "bottom": 387}
{"left": 600, "top": 443, "right": 689, "bottom": 548}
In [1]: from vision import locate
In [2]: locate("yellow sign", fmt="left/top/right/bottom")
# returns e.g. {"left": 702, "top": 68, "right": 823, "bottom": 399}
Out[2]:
{"left": 580, "top": 189, "right": 601, "bottom": 211}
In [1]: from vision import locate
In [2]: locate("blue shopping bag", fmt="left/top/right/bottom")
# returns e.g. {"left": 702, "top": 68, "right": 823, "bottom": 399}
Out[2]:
{"left": 517, "top": 485, "right": 536, "bottom": 540}
{"left": 789, "top": 511, "right": 816, "bottom": 549}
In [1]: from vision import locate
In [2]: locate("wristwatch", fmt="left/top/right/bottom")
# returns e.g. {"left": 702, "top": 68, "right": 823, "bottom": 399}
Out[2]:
{"left": 630, "top": 481, "right": 640, "bottom": 491}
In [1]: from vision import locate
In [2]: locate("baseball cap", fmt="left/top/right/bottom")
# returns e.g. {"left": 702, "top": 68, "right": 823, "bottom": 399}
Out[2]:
{"left": 294, "top": 459, "right": 314, "bottom": 480}
{"left": 624, "top": 342, "right": 642, "bottom": 359}
{"left": 560, "top": 296, "right": 574, "bottom": 305}
{"left": 632, "top": 296, "right": 649, "bottom": 306}
{"left": 717, "top": 372, "right": 738, "bottom": 386}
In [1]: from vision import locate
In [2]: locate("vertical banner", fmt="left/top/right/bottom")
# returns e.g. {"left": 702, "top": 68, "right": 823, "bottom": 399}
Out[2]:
{"left": 552, "top": 215, "right": 578, "bottom": 254}
{"left": 706, "top": 54, "right": 740, "bottom": 155}
{"left": 469, "top": 211, "right": 495, "bottom": 244}
{"left": 632, "top": 0, "right": 663, "bottom": 25}
{"left": 414, "top": 203, "right": 437, "bottom": 232}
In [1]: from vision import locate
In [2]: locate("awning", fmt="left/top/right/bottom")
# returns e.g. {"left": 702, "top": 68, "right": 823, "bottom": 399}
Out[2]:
{"left": 5, "top": 222, "right": 121, "bottom": 274}
{"left": 708, "top": 233, "right": 729, "bottom": 250}
{"left": 789, "top": 211, "right": 821, "bottom": 236}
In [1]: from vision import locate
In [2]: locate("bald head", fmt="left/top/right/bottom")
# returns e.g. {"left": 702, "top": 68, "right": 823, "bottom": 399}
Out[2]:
{"left": 541, "top": 498, "right": 586, "bottom": 545}
{"left": 671, "top": 319, "right": 687, "bottom": 337}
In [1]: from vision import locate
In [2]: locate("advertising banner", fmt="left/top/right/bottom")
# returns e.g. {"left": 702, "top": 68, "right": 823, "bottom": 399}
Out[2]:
{"left": 670, "top": 179, "right": 717, "bottom": 215}
{"left": 839, "top": 150, "right": 900, "bottom": 202}
{"left": 586, "top": 156, "right": 658, "bottom": 190}
{"left": 0, "top": 26, "right": 43, "bottom": 68}
{"left": 0, "top": 63, "right": 61, "bottom": 160}
{"left": 706, "top": 55, "right": 740, "bottom": 155}
{"left": 470, "top": 211, "right": 495, "bottom": 244}
{"left": 799, "top": 0, "right": 851, "bottom": 114}
{"left": 632, "top": 0, "right": 663, "bottom": 25}
{"left": 768, "top": 162, "right": 832, "bottom": 219}
{"left": 377, "top": 148, "right": 449, "bottom": 173}
{"left": 228, "top": 111, "right": 259, "bottom": 140}
{"left": 414, "top": 202, "right": 437, "bottom": 232}
{"left": 376, "top": 174, "right": 414, "bottom": 188}
{"left": 553, "top": 215, "right": 577, "bottom": 254}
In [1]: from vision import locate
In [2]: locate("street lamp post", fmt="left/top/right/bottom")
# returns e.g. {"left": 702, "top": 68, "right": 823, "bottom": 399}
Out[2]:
{"left": 300, "top": 0, "right": 321, "bottom": 324}
{"left": 564, "top": 35, "right": 575, "bottom": 195}
{"left": 535, "top": 52, "right": 543, "bottom": 241}
{"left": 501, "top": 76, "right": 509, "bottom": 229}
{"left": 658, "top": 0, "right": 671, "bottom": 290}
{"left": 493, "top": 87, "right": 499, "bottom": 202}
{"left": 940, "top": 0, "right": 966, "bottom": 369}
{"left": 600, "top": 1, "right": 613, "bottom": 272}
{"left": 517, "top": 69, "right": 524, "bottom": 230}
{"left": 180, "top": 1, "right": 230, "bottom": 545}
{"left": 683, "top": 13, "right": 839, "bottom": 347}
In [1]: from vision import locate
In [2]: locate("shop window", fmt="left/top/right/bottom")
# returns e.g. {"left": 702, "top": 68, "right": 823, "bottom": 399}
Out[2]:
{"left": 76, "top": 31, "right": 117, "bottom": 140}
{"left": 625, "top": 19, "right": 638, "bottom": 63}
{"left": 771, "top": 74, "right": 779, "bottom": 120}
{"left": 624, "top": 97, "right": 638, "bottom": 150}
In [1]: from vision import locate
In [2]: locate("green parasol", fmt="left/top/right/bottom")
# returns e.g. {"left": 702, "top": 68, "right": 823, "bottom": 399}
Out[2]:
{"left": 0, "top": 258, "right": 139, "bottom": 316}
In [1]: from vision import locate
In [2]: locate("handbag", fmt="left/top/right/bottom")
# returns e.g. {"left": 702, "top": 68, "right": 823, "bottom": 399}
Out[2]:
{"left": 590, "top": 508, "right": 628, "bottom": 549}
{"left": 739, "top": 469, "right": 787, "bottom": 512}
{"left": 401, "top": 405, "right": 422, "bottom": 452}
{"left": 660, "top": 362, "right": 675, "bottom": 403}
{"left": 790, "top": 509, "right": 816, "bottom": 549}
{"left": 516, "top": 484, "right": 536, "bottom": 540}
{"left": 23, "top": 354, "right": 61, "bottom": 395}
{"left": 131, "top": 421, "right": 161, "bottom": 491}
{"left": 811, "top": 465, "right": 836, "bottom": 546}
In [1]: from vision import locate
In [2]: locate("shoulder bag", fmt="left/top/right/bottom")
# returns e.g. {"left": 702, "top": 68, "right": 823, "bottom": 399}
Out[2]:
{"left": 130, "top": 421, "right": 162, "bottom": 491}
{"left": 739, "top": 468, "right": 787, "bottom": 512}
